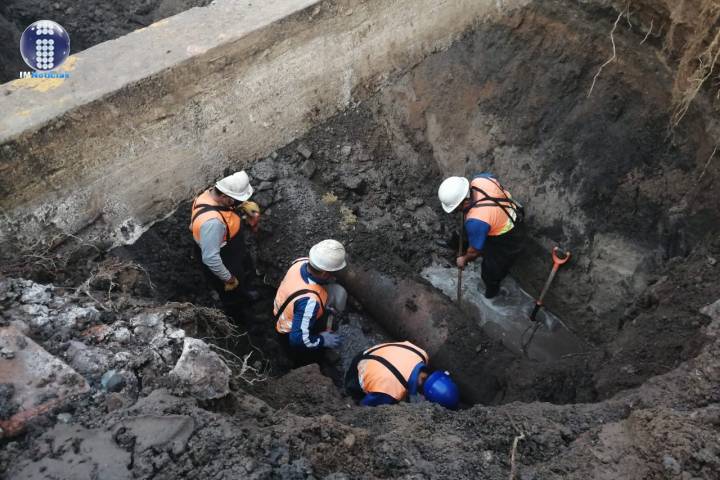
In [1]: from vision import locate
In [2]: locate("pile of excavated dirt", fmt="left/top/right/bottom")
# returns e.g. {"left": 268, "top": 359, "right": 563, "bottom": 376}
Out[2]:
{"left": 2, "top": 274, "right": 719, "bottom": 479}
{"left": 0, "top": 0, "right": 212, "bottom": 82}
{"left": 2, "top": 0, "right": 720, "bottom": 478}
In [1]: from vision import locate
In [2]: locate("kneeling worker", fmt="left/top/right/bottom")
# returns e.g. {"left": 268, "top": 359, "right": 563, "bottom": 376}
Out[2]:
{"left": 273, "top": 239, "right": 347, "bottom": 365}
{"left": 345, "top": 341, "right": 459, "bottom": 409}
{"left": 190, "top": 171, "right": 261, "bottom": 307}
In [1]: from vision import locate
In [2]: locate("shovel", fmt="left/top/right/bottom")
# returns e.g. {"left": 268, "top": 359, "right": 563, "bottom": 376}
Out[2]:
{"left": 530, "top": 246, "right": 570, "bottom": 331}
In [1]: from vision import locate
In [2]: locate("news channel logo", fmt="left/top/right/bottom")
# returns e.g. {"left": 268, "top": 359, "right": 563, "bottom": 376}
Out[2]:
{"left": 19, "top": 20, "right": 71, "bottom": 79}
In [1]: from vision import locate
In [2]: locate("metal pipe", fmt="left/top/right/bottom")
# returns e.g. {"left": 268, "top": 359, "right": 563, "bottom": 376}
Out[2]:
{"left": 338, "top": 263, "right": 514, "bottom": 405}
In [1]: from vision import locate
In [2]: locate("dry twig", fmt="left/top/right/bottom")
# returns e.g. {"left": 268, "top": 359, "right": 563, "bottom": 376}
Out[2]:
{"left": 670, "top": 1, "right": 720, "bottom": 128}
{"left": 698, "top": 145, "right": 718, "bottom": 183}
{"left": 73, "top": 258, "right": 155, "bottom": 311}
{"left": 640, "top": 19, "right": 653, "bottom": 45}
{"left": 208, "top": 344, "right": 269, "bottom": 385}
{"left": 506, "top": 414, "right": 527, "bottom": 480}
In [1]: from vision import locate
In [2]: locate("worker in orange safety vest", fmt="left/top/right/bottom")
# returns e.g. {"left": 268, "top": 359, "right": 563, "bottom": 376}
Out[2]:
{"left": 344, "top": 341, "right": 459, "bottom": 409}
{"left": 438, "top": 173, "right": 525, "bottom": 299}
{"left": 273, "top": 239, "right": 348, "bottom": 366}
{"left": 190, "top": 171, "right": 262, "bottom": 307}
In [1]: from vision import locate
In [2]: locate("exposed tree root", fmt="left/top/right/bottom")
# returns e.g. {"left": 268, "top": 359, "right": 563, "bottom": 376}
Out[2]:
{"left": 670, "top": 1, "right": 720, "bottom": 127}
{"left": 588, "top": 11, "right": 624, "bottom": 98}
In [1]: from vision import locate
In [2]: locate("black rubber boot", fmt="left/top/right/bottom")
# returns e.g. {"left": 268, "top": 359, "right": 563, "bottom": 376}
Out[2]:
{"left": 484, "top": 284, "right": 500, "bottom": 299}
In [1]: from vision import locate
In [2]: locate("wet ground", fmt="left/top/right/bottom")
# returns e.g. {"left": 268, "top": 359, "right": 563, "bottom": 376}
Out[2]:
{"left": 421, "top": 264, "right": 586, "bottom": 362}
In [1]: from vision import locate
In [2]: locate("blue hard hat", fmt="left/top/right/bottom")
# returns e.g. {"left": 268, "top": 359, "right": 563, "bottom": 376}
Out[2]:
{"left": 423, "top": 371, "right": 459, "bottom": 409}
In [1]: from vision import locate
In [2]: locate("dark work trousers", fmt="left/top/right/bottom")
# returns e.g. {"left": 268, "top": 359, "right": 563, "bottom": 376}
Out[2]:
{"left": 344, "top": 352, "right": 365, "bottom": 401}
{"left": 481, "top": 221, "right": 525, "bottom": 291}
{"left": 276, "top": 331, "right": 326, "bottom": 368}
{"left": 195, "top": 231, "right": 255, "bottom": 310}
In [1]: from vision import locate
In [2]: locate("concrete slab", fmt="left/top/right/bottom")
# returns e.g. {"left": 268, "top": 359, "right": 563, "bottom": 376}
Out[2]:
{"left": 422, "top": 264, "right": 586, "bottom": 362}
{"left": 0, "top": 326, "right": 89, "bottom": 438}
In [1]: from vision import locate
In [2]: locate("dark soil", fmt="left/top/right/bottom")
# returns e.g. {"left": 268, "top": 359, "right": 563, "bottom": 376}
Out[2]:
{"left": 0, "top": 0, "right": 212, "bottom": 83}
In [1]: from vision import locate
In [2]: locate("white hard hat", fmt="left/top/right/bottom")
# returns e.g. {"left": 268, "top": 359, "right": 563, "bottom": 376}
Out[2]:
{"left": 215, "top": 171, "right": 254, "bottom": 201}
{"left": 309, "top": 239, "right": 347, "bottom": 272}
{"left": 438, "top": 176, "right": 470, "bottom": 213}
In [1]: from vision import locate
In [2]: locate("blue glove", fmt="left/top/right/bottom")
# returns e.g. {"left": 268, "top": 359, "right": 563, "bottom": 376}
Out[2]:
{"left": 320, "top": 332, "right": 342, "bottom": 349}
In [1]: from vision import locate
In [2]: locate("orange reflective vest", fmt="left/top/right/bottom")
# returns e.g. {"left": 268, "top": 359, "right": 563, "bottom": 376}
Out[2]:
{"left": 189, "top": 189, "right": 242, "bottom": 243}
{"left": 358, "top": 342, "right": 429, "bottom": 401}
{"left": 273, "top": 258, "right": 328, "bottom": 334}
{"left": 465, "top": 177, "right": 519, "bottom": 236}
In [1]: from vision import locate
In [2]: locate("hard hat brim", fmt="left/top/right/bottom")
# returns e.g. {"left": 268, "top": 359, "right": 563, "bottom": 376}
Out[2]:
{"left": 216, "top": 183, "right": 254, "bottom": 202}
{"left": 440, "top": 177, "right": 470, "bottom": 213}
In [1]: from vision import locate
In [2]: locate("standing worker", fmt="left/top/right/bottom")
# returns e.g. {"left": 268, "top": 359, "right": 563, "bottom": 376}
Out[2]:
{"left": 437, "top": 173, "right": 524, "bottom": 299}
{"left": 190, "top": 171, "right": 261, "bottom": 307}
{"left": 273, "top": 239, "right": 348, "bottom": 366}
{"left": 344, "top": 341, "right": 459, "bottom": 409}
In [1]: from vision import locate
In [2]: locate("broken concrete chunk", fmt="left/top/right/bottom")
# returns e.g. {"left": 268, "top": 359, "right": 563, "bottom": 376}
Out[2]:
{"left": 66, "top": 341, "right": 112, "bottom": 377}
{"left": 21, "top": 304, "right": 50, "bottom": 328}
{"left": 170, "top": 337, "right": 230, "bottom": 400}
{"left": 19, "top": 283, "right": 52, "bottom": 305}
{"left": 114, "top": 415, "right": 195, "bottom": 455}
{"left": 112, "top": 327, "right": 132, "bottom": 344}
{"left": 301, "top": 159, "right": 317, "bottom": 178}
{"left": 250, "top": 158, "right": 278, "bottom": 181}
{"left": 257, "top": 181, "right": 274, "bottom": 192}
{"left": 297, "top": 143, "right": 312, "bottom": 159}
{"left": 10, "top": 424, "right": 131, "bottom": 479}
{"left": 56, "top": 413, "right": 72, "bottom": 424}
{"left": 700, "top": 299, "right": 720, "bottom": 322}
{"left": 342, "top": 175, "right": 367, "bottom": 193}
{"left": 101, "top": 370, "right": 126, "bottom": 393}
{"left": 56, "top": 306, "right": 100, "bottom": 331}
{"left": 0, "top": 327, "right": 89, "bottom": 438}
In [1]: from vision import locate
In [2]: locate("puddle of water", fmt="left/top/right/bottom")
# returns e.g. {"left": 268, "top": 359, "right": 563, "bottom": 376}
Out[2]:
{"left": 421, "top": 264, "right": 586, "bottom": 362}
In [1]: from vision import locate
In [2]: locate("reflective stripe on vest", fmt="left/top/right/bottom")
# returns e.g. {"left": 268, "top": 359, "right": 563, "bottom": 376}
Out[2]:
{"left": 273, "top": 258, "right": 328, "bottom": 334}
{"left": 189, "top": 189, "right": 242, "bottom": 243}
{"left": 358, "top": 342, "right": 429, "bottom": 401}
{"left": 465, "top": 177, "right": 518, "bottom": 236}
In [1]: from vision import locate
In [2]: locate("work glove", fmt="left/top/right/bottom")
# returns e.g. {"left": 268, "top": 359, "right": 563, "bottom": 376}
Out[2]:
{"left": 224, "top": 276, "right": 240, "bottom": 291}
{"left": 320, "top": 331, "right": 342, "bottom": 349}
{"left": 240, "top": 201, "right": 261, "bottom": 233}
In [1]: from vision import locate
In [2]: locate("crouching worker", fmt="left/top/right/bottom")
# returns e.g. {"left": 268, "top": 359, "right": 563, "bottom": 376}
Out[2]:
{"left": 273, "top": 239, "right": 348, "bottom": 366}
{"left": 344, "top": 341, "right": 459, "bottom": 409}
{"left": 190, "top": 171, "right": 262, "bottom": 308}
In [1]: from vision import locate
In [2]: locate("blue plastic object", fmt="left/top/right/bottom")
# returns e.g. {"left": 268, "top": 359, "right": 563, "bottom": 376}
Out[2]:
{"left": 423, "top": 371, "right": 459, "bottom": 409}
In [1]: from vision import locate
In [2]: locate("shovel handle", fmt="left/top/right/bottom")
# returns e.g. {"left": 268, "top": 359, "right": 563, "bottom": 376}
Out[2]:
{"left": 552, "top": 247, "right": 571, "bottom": 266}
{"left": 530, "top": 302, "right": 542, "bottom": 322}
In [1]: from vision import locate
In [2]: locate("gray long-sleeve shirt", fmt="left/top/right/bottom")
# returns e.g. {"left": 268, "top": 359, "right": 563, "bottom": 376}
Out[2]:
{"left": 197, "top": 219, "right": 232, "bottom": 282}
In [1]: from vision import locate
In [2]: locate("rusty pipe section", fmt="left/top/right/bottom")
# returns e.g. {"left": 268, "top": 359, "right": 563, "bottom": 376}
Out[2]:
{"left": 338, "top": 264, "right": 513, "bottom": 405}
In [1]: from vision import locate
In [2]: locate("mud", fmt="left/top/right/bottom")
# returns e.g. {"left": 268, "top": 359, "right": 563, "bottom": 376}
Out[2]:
{"left": 0, "top": 0, "right": 212, "bottom": 82}
{"left": 2, "top": 0, "right": 720, "bottom": 478}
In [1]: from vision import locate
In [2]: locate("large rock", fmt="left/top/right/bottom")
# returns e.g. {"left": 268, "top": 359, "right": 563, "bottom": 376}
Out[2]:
{"left": 10, "top": 423, "right": 131, "bottom": 479}
{"left": 169, "top": 338, "right": 230, "bottom": 400}
{"left": 0, "top": 327, "right": 89, "bottom": 438}
{"left": 66, "top": 341, "right": 112, "bottom": 377}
